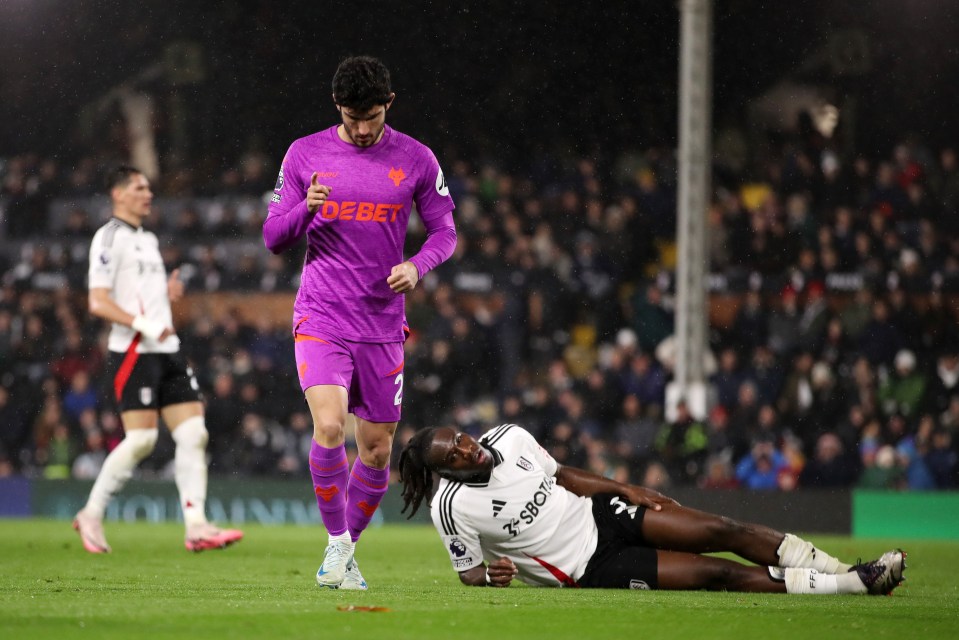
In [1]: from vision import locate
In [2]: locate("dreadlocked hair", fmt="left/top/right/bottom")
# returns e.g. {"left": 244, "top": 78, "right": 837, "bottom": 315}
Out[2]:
{"left": 398, "top": 427, "right": 439, "bottom": 519}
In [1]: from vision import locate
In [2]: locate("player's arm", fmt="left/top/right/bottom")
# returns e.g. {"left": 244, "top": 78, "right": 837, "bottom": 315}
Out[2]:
{"left": 88, "top": 288, "right": 172, "bottom": 341}
{"left": 554, "top": 464, "right": 678, "bottom": 511}
{"left": 263, "top": 147, "right": 331, "bottom": 254}
{"left": 388, "top": 210, "right": 457, "bottom": 293}
{"left": 458, "top": 558, "right": 517, "bottom": 587}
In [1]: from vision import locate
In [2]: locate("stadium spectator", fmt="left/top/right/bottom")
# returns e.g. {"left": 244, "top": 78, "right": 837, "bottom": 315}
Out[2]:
{"left": 398, "top": 424, "right": 905, "bottom": 594}
{"left": 262, "top": 56, "right": 457, "bottom": 591}
{"left": 798, "top": 432, "right": 859, "bottom": 488}
{"left": 735, "top": 435, "right": 788, "bottom": 491}
{"left": 654, "top": 399, "right": 708, "bottom": 484}
{"left": 878, "top": 349, "right": 927, "bottom": 419}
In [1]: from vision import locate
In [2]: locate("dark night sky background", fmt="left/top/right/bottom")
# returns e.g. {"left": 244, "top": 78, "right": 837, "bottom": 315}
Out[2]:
{"left": 1, "top": 0, "right": 957, "bottom": 175}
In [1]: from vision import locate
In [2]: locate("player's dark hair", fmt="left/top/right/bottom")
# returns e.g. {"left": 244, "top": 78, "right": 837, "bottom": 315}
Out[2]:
{"left": 106, "top": 165, "right": 143, "bottom": 191}
{"left": 398, "top": 427, "right": 439, "bottom": 519}
{"left": 332, "top": 56, "right": 392, "bottom": 111}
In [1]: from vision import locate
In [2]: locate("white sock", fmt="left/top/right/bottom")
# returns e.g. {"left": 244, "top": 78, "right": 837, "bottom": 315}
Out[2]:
{"left": 775, "top": 567, "right": 866, "bottom": 595}
{"left": 171, "top": 416, "right": 209, "bottom": 529}
{"left": 84, "top": 429, "right": 158, "bottom": 519}
{"left": 777, "top": 533, "right": 852, "bottom": 573}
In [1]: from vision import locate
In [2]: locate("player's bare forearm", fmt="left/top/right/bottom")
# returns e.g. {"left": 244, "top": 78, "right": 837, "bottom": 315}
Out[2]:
{"left": 459, "top": 558, "right": 517, "bottom": 587}
{"left": 88, "top": 288, "right": 174, "bottom": 341}
{"left": 458, "top": 565, "right": 488, "bottom": 586}
{"left": 555, "top": 465, "right": 677, "bottom": 510}
{"left": 88, "top": 288, "right": 136, "bottom": 326}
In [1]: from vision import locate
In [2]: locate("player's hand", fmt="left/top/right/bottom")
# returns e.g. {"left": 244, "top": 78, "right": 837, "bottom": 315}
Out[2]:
{"left": 387, "top": 261, "right": 419, "bottom": 293}
{"left": 131, "top": 315, "right": 175, "bottom": 342}
{"left": 485, "top": 557, "right": 517, "bottom": 588}
{"left": 167, "top": 268, "right": 185, "bottom": 302}
{"left": 622, "top": 485, "right": 680, "bottom": 511}
{"left": 306, "top": 172, "right": 331, "bottom": 214}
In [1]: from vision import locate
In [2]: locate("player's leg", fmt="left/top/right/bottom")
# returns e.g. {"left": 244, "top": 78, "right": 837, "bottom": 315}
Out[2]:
{"left": 306, "top": 384, "right": 351, "bottom": 530}
{"left": 337, "top": 340, "right": 404, "bottom": 590}
{"left": 349, "top": 418, "right": 396, "bottom": 540}
{"left": 163, "top": 394, "right": 243, "bottom": 552}
{"left": 298, "top": 336, "right": 355, "bottom": 588}
{"left": 75, "top": 410, "right": 158, "bottom": 553}
{"left": 639, "top": 501, "right": 851, "bottom": 573}
{"left": 582, "top": 495, "right": 865, "bottom": 594}
{"left": 657, "top": 551, "right": 868, "bottom": 594}
{"left": 297, "top": 334, "right": 353, "bottom": 544}
{"left": 74, "top": 352, "right": 161, "bottom": 553}
{"left": 345, "top": 340, "right": 402, "bottom": 543}
{"left": 305, "top": 383, "right": 355, "bottom": 587}
{"left": 659, "top": 550, "right": 784, "bottom": 592}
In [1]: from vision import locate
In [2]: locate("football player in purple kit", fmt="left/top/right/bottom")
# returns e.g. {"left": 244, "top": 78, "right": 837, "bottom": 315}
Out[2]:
{"left": 263, "top": 56, "right": 456, "bottom": 590}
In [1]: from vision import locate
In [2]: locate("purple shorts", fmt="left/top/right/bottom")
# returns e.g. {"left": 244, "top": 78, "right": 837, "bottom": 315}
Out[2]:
{"left": 293, "top": 328, "right": 405, "bottom": 423}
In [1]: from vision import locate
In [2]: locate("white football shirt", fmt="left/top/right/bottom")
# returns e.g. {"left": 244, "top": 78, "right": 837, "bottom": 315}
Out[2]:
{"left": 430, "top": 424, "right": 598, "bottom": 587}
{"left": 88, "top": 218, "right": 179, "bottom": 354}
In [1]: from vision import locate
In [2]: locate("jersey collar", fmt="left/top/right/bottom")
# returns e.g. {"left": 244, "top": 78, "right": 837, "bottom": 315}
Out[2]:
{"left": 111, "top": 216, "right": 141, "bottom": 231}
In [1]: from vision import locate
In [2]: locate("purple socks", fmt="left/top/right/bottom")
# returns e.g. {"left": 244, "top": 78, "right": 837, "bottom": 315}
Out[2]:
{"left": 309, "top": 441, "right": 349, "bottom": 536}
{"left": 346, "top": 459, "right": 390, "bottom": 542}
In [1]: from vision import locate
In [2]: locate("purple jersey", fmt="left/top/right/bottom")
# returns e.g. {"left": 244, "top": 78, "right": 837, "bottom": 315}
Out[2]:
{"left": 264, "top": 125, "right": 455, "bottom": 342}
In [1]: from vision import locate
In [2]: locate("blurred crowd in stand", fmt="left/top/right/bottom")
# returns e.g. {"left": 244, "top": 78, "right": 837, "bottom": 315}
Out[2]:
{"left": 2, "top": 129, "right": 958, "bottom": 492}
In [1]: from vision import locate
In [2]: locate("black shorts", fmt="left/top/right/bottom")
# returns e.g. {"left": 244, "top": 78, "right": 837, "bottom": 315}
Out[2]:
{"left": 578, "top": 492, "right": 659, "bottom": 590}
{"left": 107, "top": 351, "right": 202, "bottom": 412}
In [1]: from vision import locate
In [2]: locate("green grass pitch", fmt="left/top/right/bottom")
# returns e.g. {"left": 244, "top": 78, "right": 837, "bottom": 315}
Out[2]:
{"left": 1, "top": 519, "right": 957, "bottom": 640}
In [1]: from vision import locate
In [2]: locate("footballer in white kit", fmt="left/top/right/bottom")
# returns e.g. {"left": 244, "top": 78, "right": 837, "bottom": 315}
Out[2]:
{"left": 431, "top": 424, "right": 597, "bottom": 587}
{"left": 73, "top": 165, "right": 242, "bottom": 555}
{"left": 401, "top": 424, "right": 907, "bottom": 595}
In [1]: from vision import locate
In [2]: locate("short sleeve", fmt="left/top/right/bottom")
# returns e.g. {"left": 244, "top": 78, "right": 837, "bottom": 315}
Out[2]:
{"left": 527, "top": 432, "right": 558, "bottom": 477}
{"left": 87, "top": 228, "right": 120, "bottom": 290}
{"left": 431, "top": 499, "right": 484, "bottom": 573}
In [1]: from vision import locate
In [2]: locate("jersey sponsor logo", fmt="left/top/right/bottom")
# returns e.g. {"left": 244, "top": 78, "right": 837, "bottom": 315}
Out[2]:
{"left": 314, "top": 171, "right": 339, "bottom": 179}
{"left": 516, "top": 456, "right": 533, "bottom": 472}
{"left": 629, "top": 579, "right": 651, "bottom": 590}
{"left": 502, "top": 475, "right": 555, "bottom": 536}
{"left": 492, "top": 499, "right": 506, "bottom": 517}
{"left": 319, "top": 200, "right": 404, "bottom": 223}
{"left": 274, "top": 168, "right": 284, "bottom": 192}
{"left": 435, "top": 168, "right": 449, "bottom": 196}
{"left": 448, "top": 538, "right": 467, "bottom": 557}
{"left": 388, "top": 167, "right": 407, "bottom": 186}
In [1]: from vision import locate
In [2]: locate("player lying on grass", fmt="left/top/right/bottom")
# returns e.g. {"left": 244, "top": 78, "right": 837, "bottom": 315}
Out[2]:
{"left": 398, "top": 424, "right": 906, "bottom": 594}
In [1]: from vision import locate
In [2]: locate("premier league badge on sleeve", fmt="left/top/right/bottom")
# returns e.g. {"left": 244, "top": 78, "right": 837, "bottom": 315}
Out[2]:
{"left": 274, "top": 168, "right": 285, "bottom": 192}
{"left": 448, "top": 538, "right": 466, "bottom": 557}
